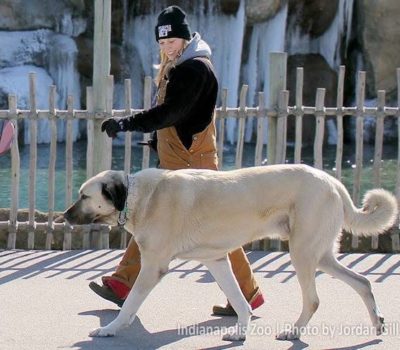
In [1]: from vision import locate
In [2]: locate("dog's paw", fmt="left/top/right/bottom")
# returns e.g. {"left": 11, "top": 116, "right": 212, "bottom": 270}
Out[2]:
{"left": 89, "top": 327, "right": 116, "bottom": 337}
{"left": 222, "top": 333, "right": 246, "bottom": 342}
{"left": 222, "top": 326, "right": 246, "bottom": 342}
{"left": 375, "top": 316, "right": 385, "bottom": 336}
{"left": 276, "top": 329, "right": 300, "bottom": 341}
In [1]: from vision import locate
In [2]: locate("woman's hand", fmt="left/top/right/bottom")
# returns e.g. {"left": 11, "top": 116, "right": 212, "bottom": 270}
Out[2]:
{"left": 101, "top": 118, "right": 128, "bottom": 138}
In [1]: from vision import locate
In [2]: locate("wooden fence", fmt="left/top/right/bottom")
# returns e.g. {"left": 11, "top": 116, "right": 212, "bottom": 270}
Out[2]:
{"left": 0, "top": 53, "right": 399, "bottom": 252}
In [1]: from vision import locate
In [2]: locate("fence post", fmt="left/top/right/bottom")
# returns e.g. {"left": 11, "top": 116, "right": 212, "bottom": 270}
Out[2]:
{"left": 314, "top": 88, "right": 326, "bottom": 169}
{"left": 86, "top": 87, "right": 94, "bottom": 179}
{"left": 235, "top": 85, "right": 248, "bottom": 169}
{"left": 46, "top": 86, "right": 57, "bottom": 250}
{"left": 63, "top": 95, "right": 74, "bottom": 250}
{"left": 394, "top": 68, "right": 400, "bottom": 252}
{"left": 351, "top": 71, "right": 366, "bottom": 250}
{"left": 275, "top": 90, "right": 289, "bottom": 164}
{"left": 265, "top": 52, "right": 287, "bottom": 251}
{"left": 294, "top": 67, "right": 304, "bottom": 164}
{"left": 92, "top": 0, "right": 112, "bottom": 175}
{"left": 28, "top": 73, "right": 37, "bottom": 250}
{"left": 335, "top": 66, "right": 346, "bottom": 180}
{"left": 217, "top": 89, "right": 228, "bottom": 166}
{"left": 124, "top": 79, "right": 133, "bottom": 175}
{"left": 141, "top": 76, "right": 152, "bottom": 169}
{"left": 371, "top": 90, "right": 385, "bottom": 250}
{"left": 267, "top": 52, "right": 287, "bottom": 165}
{"left": 7, "top": 95, "right": 19, "bottom": 250}
{"left": 254, "top": 91, "right": 265, "bottom": 166}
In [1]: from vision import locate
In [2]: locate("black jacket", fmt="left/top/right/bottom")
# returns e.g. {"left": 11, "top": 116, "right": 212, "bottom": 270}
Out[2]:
{"left": 125, "top": 56, "right": 218, "bottom": 149}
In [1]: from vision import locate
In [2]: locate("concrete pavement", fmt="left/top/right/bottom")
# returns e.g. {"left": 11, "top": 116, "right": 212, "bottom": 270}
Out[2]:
{"left": 0, "top": 249, "right": 399, "bottom": 350}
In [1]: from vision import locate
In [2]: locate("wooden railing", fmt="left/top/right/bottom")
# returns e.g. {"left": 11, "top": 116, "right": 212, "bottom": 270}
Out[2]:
{"left": 0, "top": 53, "right": 399, "bottom": 251}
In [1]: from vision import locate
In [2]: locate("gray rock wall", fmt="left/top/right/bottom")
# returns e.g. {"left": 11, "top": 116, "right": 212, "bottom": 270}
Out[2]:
{"left": 354, "top": 0, "right": 400, "bottom": 98}
{"left": 0, "top": 0, "right": 399, "bottom": 143}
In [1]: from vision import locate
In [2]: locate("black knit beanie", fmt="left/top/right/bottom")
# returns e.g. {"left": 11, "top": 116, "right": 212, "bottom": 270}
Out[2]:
{"left": 155, "top": 5, "right": 192, "bottom": 42}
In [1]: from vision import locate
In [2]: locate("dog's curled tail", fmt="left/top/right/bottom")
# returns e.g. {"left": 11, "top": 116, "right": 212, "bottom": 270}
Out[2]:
{"left": 342, "top": 188, "right": 398, "bottom": 236}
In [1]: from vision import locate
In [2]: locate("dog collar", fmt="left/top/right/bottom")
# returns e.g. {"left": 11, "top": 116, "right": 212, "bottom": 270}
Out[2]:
{"left": 117, "top": 174, "right": 132, "bottom": 227}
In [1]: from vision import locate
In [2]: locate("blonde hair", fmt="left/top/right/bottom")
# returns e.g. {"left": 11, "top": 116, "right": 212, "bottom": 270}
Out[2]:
{"left": 155, "top": 40, "right": 189, "bottom": 86}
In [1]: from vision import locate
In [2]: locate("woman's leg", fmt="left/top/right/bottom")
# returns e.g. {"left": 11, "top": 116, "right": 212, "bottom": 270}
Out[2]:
{"left": 106, "top": 237, "right": 142, "bottom": 289}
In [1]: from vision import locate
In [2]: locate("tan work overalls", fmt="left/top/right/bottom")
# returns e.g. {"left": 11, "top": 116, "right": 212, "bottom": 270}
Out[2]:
{"left": 108, "top": 59, "right": 259, "bottom": 301}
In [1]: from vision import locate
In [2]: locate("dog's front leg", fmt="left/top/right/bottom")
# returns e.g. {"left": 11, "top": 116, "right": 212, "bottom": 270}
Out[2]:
{"left": 203, "top": 257, "right": 252, "bottom": 341}
{"left": 90, "top": 256, "right": 167, "bottom": 337}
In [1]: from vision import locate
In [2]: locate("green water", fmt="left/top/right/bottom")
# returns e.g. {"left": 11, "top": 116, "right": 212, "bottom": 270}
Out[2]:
{"left": 0, "top": 141, "right": 398, "bottom": 212}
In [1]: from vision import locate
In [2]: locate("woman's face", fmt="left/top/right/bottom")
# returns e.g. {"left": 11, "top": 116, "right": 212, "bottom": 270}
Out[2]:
{"left": 158, "top": 37, "right": 185, "bottom": 60}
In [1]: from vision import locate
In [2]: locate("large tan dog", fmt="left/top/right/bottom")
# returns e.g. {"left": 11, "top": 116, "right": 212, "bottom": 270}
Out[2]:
{"left": 63, "top": 164, "right": 398, "bottom": 341}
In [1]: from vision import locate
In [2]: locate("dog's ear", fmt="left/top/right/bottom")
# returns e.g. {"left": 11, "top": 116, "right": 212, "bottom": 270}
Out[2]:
{"left": 101, "top": 180, "right": 127, "bottom": 212}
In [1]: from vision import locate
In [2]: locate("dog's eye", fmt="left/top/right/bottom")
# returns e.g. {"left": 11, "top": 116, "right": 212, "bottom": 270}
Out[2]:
{"left": 81, "top": 194, "right": 89, "bottom": 200}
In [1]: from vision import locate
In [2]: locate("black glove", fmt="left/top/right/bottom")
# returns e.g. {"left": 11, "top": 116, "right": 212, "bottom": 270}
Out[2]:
{"left": 101, "top": 118, "right": 129, "bottom": 138}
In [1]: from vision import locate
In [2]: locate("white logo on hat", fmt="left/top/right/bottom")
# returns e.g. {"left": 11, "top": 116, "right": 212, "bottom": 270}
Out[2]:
{"left": 158, "top": 25, "right": 172, "bottom": 38}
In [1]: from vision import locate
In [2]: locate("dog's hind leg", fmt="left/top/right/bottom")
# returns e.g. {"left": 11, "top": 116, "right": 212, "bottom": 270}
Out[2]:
{"left": 318, "top": 252, "right": 385, "bottom": 335}
{"left": 276, "top": 247, "right": 319, "bottom": 340}
{"left": 203, "top": 257, "right": 252, "bottom": 341}
{"left": 90, "top": 253, "right": 170, "bottom": 337}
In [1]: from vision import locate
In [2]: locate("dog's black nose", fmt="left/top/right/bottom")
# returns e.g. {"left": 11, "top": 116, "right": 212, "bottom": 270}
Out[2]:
{"left": 63, "top": 210, "right": 73, "bottom": 224}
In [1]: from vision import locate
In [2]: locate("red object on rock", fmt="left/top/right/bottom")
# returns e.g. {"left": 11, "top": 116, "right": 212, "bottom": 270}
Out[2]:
{"left": 0, "top": 120, "right": 15, "bottom": 156}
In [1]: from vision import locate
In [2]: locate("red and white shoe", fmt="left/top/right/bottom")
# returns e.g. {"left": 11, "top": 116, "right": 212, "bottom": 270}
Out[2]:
{"left": 212, "top": 287, "right": 265, "bottom": 316}
{"left": 89, "top": 277, "right": 131, "bottom": 307}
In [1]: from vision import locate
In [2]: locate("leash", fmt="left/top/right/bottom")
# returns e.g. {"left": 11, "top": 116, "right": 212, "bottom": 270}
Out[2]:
{"left": 118, "top": 174, "right": 132, "bottom": 227}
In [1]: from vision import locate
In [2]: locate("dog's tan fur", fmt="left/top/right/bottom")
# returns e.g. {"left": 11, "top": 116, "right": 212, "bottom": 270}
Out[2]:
{"left": 64, "top": 164, "right": 398, "bottom": 341}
